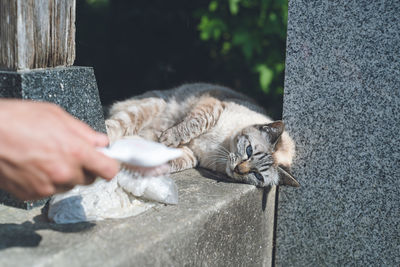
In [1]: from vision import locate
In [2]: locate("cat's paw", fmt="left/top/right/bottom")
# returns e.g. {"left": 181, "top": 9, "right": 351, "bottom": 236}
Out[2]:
{"left": 159, "top": 128, "right": 182, "bottom": 147}
{"left": 105, "top": 119, "right": 123, "bottom": 144}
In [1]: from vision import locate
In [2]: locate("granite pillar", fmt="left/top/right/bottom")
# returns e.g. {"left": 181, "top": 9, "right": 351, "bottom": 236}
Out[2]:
{"left": 0, "top": 66, "right": 106, "bottom": 209}
{"left": 276, "top": 0, "right": 400, "bottom": 265}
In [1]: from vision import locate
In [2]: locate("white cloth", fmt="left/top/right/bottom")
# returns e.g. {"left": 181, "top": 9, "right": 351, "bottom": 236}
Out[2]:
{"left": 48, "top": 138, "right": 182, "bottom": 224}
{"left": 48, "top": 171, "right": 178, "bottom": 224}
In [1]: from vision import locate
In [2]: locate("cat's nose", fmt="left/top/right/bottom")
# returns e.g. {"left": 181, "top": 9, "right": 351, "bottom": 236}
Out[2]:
{"left": 234, "top": 161, "right": 250, "bottom": 174}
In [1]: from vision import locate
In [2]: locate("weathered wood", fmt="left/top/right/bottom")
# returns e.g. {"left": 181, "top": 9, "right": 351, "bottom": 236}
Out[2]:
{"left": 0, "top": 0, "right": 75, "bottom": 70}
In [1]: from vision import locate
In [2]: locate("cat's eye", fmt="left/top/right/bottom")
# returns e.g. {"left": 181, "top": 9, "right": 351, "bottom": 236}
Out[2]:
{"left": 246, "top": 145, "right": 253, "bottom": 158}
{"left": 254, "top": 172, "right": 263, "bottom": 181}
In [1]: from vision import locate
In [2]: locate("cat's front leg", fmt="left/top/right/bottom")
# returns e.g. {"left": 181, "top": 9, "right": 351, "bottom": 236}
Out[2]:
{"left": 169, "top": 146, "right": 198, "bottom": 173}
{"left": 106, "top": 98, "right": 166, "bottom": 143}
{"left": 159, "top": 96, "right": 224, "bottom": 147}
{"left": 158, "top": 126, "right": 182, "bottom": 147}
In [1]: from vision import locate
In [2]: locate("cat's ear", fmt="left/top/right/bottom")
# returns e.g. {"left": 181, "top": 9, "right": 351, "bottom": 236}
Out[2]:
{"left": 258, "top": 121, "right": 284, "bottom": 146}
{"left": 277, "top": 166, "right": 300, "bottom": 187}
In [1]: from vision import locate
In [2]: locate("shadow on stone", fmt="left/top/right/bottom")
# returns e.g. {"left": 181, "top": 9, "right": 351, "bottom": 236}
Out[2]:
{"left": 197, "top": 167, "right": 271, "bottom": 212}
{"left": 0, "top": 222, "right": 42, "bottom": 249}
{"left": 196, "top": 167, "right": 240, "bottom": 184}
{"left": 0, "top": 211, "right": 95, "bottom": 250}
{"left": 262, "top": 186, "right": 272, "bottom": 212}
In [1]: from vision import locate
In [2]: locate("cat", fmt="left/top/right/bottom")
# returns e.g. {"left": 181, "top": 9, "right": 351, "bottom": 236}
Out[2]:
{"left": 105, "top": 83, "right": 299, "bottom": 187}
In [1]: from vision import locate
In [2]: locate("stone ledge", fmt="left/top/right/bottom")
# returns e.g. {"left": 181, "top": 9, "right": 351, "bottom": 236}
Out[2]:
{"left": 0, "top": 169, "right": 275, "bottom": 267}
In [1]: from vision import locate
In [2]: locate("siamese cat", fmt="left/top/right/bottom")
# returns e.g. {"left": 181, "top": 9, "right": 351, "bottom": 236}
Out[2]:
{"left": 106, "top": 83, "right": 299, "bottom": 187}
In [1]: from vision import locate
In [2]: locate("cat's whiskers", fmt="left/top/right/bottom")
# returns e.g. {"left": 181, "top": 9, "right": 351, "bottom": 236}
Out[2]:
{"left": 213, "top": 145, "right": 229, "bottom": 157}
{"left": 213, "top": 142, "right": 230, "bottom": 154}
{"left": 202, "top": 144, "right": 229, "bottom": 169}
{"left": 213, "top": 152, "right": 227, "bottom": 159}
{"left": 202, "top": 153, "right": 228, "bottom": 169}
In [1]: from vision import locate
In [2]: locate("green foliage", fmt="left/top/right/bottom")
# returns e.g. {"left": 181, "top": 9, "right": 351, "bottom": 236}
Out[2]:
{"left": 85, "top": 0, "right": 109, "bottom": 8}
{"left": 76, "top": 0, "right": 288, "bottom": 117}
{"left": 196, "top": 0, "right": 287, "bottom": 94}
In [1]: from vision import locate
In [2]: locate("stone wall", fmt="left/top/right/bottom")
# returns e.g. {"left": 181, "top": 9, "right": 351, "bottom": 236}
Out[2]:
{"left": 276, "top": 1, "right": 400, "bottom": 265}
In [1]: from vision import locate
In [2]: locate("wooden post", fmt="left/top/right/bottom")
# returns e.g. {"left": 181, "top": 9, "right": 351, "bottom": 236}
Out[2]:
{"left": 0, "top": 0, "right": 75, "bottom": 70}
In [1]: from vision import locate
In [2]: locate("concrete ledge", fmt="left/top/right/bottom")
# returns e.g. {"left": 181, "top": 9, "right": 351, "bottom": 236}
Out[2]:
{"left": 0, "top": 169, "right": 275, "bottom": 267}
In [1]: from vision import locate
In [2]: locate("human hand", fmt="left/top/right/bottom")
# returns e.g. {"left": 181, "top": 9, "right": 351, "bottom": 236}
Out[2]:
{"left": 0, "top": 100, "right": 120, "bottom": 200}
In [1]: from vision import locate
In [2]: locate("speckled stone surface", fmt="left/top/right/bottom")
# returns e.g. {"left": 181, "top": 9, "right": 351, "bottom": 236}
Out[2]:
{"left": 276, "top": 1, "right": 400, "bottom": 266}
{"left": 0, "top": 67, "right": 105, "bottom": 132}
{"left": 0, "top": 67, "right": 106, "bottom": 209}
{"left": 0, "top": 169, "right": 276, "bottom": 267}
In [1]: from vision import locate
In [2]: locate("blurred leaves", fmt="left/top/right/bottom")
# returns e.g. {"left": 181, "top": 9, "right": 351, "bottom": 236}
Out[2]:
{"left": 76, "top": 0, "right": 287, "bottom": 118}
{"left": 196, "top": 0, "right": 287, "bottom": 95}
{"left": 256, "top": 64, "right": 273, "bottom": 93}
{"left": 229, "top": 0, "right": 240, "bottom": 15}
{"left": 198, "top": 16, "right": 227, "bottom": 41}
{"left": 85, "top": 0, "right": 109, "bottom": 8}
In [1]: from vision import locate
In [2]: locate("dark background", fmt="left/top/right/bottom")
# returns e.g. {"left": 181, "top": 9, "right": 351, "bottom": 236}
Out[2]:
{"left": 75, "top": 0, "right": 288, "bottom": 118}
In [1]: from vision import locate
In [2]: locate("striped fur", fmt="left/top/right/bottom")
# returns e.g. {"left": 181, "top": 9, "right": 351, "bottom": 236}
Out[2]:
{"left": 106, "top": 83, "right": 296, "bottom": 187}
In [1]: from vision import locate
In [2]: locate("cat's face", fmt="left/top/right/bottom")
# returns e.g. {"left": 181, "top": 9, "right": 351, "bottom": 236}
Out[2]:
{"left": 225, "top": 121, "right": 297, "bottom": 187}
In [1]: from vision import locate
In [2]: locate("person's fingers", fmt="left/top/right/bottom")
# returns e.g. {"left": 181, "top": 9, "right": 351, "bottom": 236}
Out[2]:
{"left": 54, "top": 184, "right": 75, "bottom": 194}
{"left": 54, "top": 170, "right": 85, "bottom": 193}
{"left": 0, "top": 161, "right": 51, "bottom": 200}
{"left": 27, "top": 173, "right": 56, "bottom": 199}
{"left": 53, "top": 171, "right": 96, "bottom": 194}
{"left": 59, "top": 110, "right": 109, "bottom": 147}
{"left": 0, "top": 177, "right": 27, "bottom": 200}
{"left": 82, "top": 170, "right": 97, "bottom": 185}
{"left": 0, "top": 173, "right": 54, "bottom": 200}
{"left": 93, "top": 133, "right": 110, "bottom": 147}
{"left": 80, "top": 146, "right": 120, "bottom": 180}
